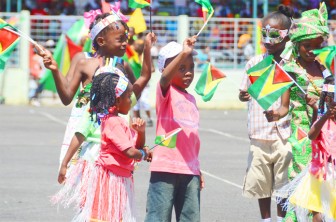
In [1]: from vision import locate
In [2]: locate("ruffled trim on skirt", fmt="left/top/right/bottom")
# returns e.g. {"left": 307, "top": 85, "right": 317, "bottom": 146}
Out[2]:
{"left": 51, "top": 161, "right": 136, "bottom": 222}
{"left": 277, "top": 164, "right": 336, "bottom": 221}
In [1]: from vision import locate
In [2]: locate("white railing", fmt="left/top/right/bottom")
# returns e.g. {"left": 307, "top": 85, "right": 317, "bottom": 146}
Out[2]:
{"left": 1, "top": 13, "right": 336, "bottom": 69}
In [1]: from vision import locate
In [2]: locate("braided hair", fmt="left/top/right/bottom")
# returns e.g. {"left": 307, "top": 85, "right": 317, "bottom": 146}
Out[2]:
{"left": 318, "top": 75, "right": 335, "bottom": 116}
{"left": 89, "top": 13, "right": 129, "bottom": 50}
{"left": 263, "top": 4, "right": 294, "bottom": 29}
{"left": 90, "top": 73, "right": 121, "bottom": 122}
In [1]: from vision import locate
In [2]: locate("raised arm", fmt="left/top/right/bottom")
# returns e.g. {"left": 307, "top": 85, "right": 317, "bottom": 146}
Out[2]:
{"left": 160, "top": 36, "right": 197, "bottom": 95}
{"left": 133, "top": 32, "right": 157, "bottom": 99}
{"left": 35, "top": 45, "right": 87, "bottom": 105}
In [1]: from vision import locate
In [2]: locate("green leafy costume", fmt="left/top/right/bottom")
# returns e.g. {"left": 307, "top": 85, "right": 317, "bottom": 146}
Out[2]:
{"left": 281, "top": 2, "right": 329, "bottom": 222}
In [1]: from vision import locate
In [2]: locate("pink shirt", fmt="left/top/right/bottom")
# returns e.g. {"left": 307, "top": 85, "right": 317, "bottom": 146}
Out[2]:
{"left": 310, "top": 119, "right": 336, "bottom": 179}
{"left": 150, "top": 83, "right": 200, "bottom": 175}
{"left": 97, "top": 115, "right": 136, "bottom": 177}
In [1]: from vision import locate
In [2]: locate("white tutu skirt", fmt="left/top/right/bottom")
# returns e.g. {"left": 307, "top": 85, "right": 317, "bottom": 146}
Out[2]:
{"left": 278, "top": 164, "right": 336, "bottom": 221}
{"left": 52, "top": 159, "right": 136, "bottom": 222}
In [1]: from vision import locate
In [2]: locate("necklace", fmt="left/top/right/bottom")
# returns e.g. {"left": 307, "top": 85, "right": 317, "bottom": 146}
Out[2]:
{"left": 295, "top": 59, "right": 321, "bottom": 96}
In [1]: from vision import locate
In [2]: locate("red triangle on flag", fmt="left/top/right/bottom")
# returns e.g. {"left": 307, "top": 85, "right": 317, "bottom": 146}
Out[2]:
{"left": 249, "top": 76, "right": 259, "bottom": 84}
{"left": 125, "top": 45, "right": 135, "bottom": 59}
{"left": 65, "top": 35, "right": 83, "bottom": 59}
{"left": 0, "top": 29, "right": 20, "bottom": 53}
{"left": 273, "top": 64, "right": 292, "bottom": 84}
{"left": 297, "top": 127, "right": 307, "bottom": 141}
{"left": 211, "top": 65, "right": 226, "bottom": 81}
{"left": 331, "top": 59, "right": 335, "bottom": 75}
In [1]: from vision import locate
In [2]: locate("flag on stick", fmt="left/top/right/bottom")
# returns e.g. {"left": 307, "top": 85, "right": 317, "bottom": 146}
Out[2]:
{"left": 123, "top": 45, "right": 142, "bottom": 79}
{"left": 195, "top": 63, "right": 226, "bottom": 102}
{"left": 129, "top": 0, "right": 150, "bottom": 8}
{"left": 247, "top": 55, "right": 273, "bottom": 84}
{"left": 39, "top": 19, "right": 89, "bottom": 92}
{"left": 152, "top": 128, "right": 182, "bottom": 149}
{"left": 195, "top": 0, "right": 214, "bottom": 22}
{"left": 313, "top": 46, "right": 336, "bottom": 76}
{"left": 248, "top": 63, "right": 294, "bottom": 110}
{"left": 0, "top": 23, "right": 20, "bottom": 73}
{"left": 127, "top": 8, "right": 147, "bottom": 34}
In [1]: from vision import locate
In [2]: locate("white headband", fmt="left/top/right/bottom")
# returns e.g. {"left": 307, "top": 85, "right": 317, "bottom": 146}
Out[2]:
{"left": 90, "top": 13, "right": 122, "bottom": 40}
{"left": 115, "top": 75, "right": 129, "bottom": 97}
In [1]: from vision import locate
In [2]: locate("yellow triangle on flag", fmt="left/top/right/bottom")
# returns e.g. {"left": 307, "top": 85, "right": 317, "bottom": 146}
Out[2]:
{"left": 61, "top": 44, "right": 71, "bottom": 76}
{"left": 257, "top": 65, "right": 292, "bottom": 100}
{"left": 127, "top": 8, "right": 147, "bottom": 34}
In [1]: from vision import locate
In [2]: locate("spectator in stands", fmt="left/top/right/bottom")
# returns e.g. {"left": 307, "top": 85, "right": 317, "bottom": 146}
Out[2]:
{"left": 174, "top": 0, "right": 187, "bottom": 15}
{"left": 195, "top": 45, "right": 211, "bottom": 70}
{"left": 238, "top": 34, "right": 254, "bottom": 63}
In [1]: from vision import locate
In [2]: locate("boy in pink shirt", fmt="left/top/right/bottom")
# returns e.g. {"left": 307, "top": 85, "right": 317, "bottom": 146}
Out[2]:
{"left": 145, "top": 37, "right": 202, "bottom": 222}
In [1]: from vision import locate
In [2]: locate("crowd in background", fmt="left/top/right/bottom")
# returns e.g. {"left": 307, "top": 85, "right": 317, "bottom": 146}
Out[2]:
{"left": 1, "top": 0, "right": 336, "bottom": 19}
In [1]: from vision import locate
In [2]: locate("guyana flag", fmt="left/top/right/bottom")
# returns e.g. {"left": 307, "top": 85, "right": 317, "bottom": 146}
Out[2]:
{"left": 195, "top": 63, "right": 226, "bottom": 102}
{"left": 0, "top": 23, "right": 20, "bottom": 73}
{"left": 155, "top": 128, "right": 182, "bottom": 148}
{"left": 129, "top": 0, "right": 150, "bottom": 8}
{"left": 123, "top": 45, "right": 142, "bottom": 79}
{"left": 247, "top": 55, "right": 273, "bottom": 84}
{"left": 195, "top": 0, "right": 214, "bottom": 21}
{"left": 248, "top": 63, "right": 294, "bottom": 110}
{"left": 288, "top": 127, "right": 308, "bottom": 151}
{"left": 40, "top": 18, "right": 91, "bottom": 92}
{"left": 313, "top": 46, "right": 336, "bottom": 75}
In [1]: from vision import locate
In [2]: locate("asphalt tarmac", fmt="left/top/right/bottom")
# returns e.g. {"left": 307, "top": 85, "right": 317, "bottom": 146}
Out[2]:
{"left": 0, "top": 105, "right": 278, "bottom": 222}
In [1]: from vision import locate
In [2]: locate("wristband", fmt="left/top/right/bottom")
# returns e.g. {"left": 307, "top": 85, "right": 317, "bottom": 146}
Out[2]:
{"left": 139, "top": 149, "right": 146, "bottom": 161}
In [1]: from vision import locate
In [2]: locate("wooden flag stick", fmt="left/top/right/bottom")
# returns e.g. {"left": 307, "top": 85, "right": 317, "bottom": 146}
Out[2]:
{"left": 4, "top": 26, "right": 44, "bottom": 53}
{"left": 196, "top": 11, "right": 214, "bottom": 37}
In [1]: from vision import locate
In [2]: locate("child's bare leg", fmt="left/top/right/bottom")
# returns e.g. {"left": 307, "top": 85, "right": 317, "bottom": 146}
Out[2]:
{"left": 277, "top": 198, "right": 287, "bottom": 217}
{"left": 312, "top": 211, "right": 322, "bottom": 222}
{"left": 258, "top": 197, "right": 271, "bottom": 219}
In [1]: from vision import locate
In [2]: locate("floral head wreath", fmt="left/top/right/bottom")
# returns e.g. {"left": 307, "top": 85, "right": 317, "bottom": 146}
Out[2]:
{"left": 83, "top": 1, "right": 128, "bottom": 40}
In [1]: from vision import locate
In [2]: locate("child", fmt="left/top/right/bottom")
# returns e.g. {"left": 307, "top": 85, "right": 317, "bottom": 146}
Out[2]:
{"left": 264, "top": 3, "right": 331, "bottom": 220}
{"left": 239, "top": 5, "right": 294, "bottom": 222}
{"left": 284, "top": 76, "right": 336, "bottom": 222}
{"left": 38, "top": 10, "right": 155, "bottom": 165}
{"left": 144, "top": 37, "right": 202, "bottom": 222}
{"left": 64, "top": 72, "right": 150, "bottom": 221}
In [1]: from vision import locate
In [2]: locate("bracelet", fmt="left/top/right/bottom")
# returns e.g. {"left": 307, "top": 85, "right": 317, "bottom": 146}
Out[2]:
{"left": 139, "top": 149, "right": 145, "bottom": 161}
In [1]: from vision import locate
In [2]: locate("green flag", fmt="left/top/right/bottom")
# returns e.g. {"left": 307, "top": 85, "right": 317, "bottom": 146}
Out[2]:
{"left": 248, "top": 63, "right": 294, "bottom": 110}
{"left": 0, "top": 23, "right": 20, "bottom": 73}
{"left": 40, "top": 18, "right": 90, "bottom": 92}
{"left": 129, "top": 0, "right": 150, "bottom": 8}
{"left": 313, "top": 46, "right": 336, "bottom": 76}
{"left": 195, "top": 63, "right": 226, "bottom": 102}
{"left": 154, "top": 128, "right": 182, "bottom": 148}
{"left": 195, "top": 0, "right": 214, "bottom": 21}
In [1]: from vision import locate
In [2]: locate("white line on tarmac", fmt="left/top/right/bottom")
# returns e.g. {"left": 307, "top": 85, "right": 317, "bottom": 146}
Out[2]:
{"left": 38, "top": 110, "right": 246, "bottom": 190}
{"left": 201, "top": 170, "right": 243, "bottom": 189}
{"left": 199, "top": 128, "right": 250, "bottom": 142}
{"left": 38, "top": 110, "right": 67, "bottom": 126}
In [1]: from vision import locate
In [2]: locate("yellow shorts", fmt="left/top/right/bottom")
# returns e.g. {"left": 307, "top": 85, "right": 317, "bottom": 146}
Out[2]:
{"left": 242, "top": 134, "right": 292, "bottom": 199}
